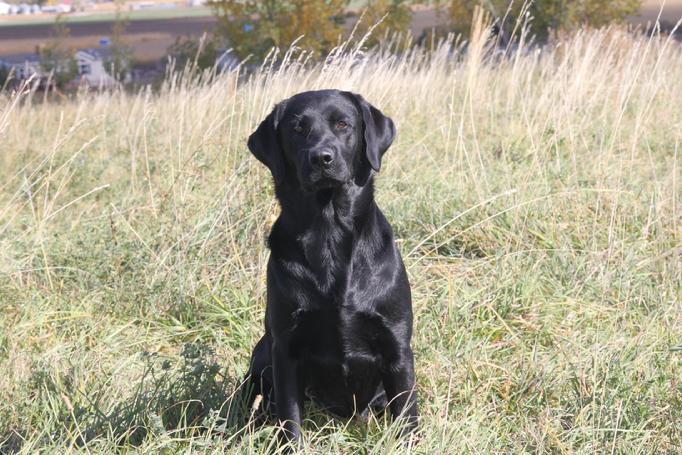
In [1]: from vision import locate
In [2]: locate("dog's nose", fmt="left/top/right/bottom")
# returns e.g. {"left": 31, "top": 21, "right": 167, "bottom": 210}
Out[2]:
{"left": 309, "top": 149, "right": 334, "bottom": 167}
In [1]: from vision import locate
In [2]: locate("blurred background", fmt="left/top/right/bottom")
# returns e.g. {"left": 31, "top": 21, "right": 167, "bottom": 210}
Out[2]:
{"left": 0, "top": 0, "right": 680, "bottom": 89}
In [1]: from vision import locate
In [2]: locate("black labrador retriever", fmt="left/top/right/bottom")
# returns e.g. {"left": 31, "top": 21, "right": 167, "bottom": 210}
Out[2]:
{"left": 245, "top": 89, "right": 418, "bottom": 444}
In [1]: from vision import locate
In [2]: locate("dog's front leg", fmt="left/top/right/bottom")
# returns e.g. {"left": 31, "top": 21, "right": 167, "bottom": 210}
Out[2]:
{"left": 382, "top": 348, "right": 419, "bottom": 434}
{"left": 272, "top": 341, "right": 303, "bottom": 445}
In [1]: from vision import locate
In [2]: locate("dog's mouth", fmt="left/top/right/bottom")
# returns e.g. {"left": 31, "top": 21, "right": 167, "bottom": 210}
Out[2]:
{"left": 309, "top": 177, "right": 341, "bottom": 189}
{"left": 301, "top": 172, "right": 348, "bottom": 192}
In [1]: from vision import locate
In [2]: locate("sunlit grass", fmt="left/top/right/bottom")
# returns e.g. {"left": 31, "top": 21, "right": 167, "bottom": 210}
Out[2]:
{"left": 1, "top": 19, "right": 681, "bottom": 453}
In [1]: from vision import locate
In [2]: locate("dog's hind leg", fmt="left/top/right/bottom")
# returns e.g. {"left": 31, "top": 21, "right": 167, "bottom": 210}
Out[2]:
{"left": 245, "top": 335, "right": 274, "bottom": 419}
{"left": 369, "top": 384, "right": 388, "bottom": 412}
{"left": 359, "top": 384, "right": 388, "bottom": 420}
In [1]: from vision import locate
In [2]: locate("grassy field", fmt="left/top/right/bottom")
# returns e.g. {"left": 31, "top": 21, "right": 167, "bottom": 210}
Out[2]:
{"left": 1, "top": 19, "right": 681, "bottom": 453}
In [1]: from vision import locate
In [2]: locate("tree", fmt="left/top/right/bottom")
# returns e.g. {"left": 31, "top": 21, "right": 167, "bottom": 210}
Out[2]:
{"left": 105, "top": 0, "right": 133, "bottom": 82}
{"left": 209, "top": 0, "right": 347, "bottom": 61}
{"left": 352, "top": 0, "right": 412, "bottom": 47}
{"left": 441, "top": 0, "right": 641, "bottom": 41}
{"left": 39, "top": 14, "right": 79, "bottom": 89}
{"left": 167, "top": 35, "right": 219, "bottom": 71}
{"left": 528, "top": 0, "right": 641, "bottom": 39}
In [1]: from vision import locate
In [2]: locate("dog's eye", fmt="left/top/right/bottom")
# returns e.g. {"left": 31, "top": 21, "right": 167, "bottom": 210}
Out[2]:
{"left": 335, "top": 121, "right": 348, "bottom": 130}
{"left": 293, "top": 125, "right": 304, "bottom": 133}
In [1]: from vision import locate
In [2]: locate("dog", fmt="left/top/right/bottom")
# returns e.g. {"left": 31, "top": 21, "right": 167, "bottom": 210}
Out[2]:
{"left": 245, "top": 89, "right": 418, "bottom": 444}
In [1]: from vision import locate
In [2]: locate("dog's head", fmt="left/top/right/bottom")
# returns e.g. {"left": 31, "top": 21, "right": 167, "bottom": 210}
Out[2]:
{"left": 248, "top": 89, "right": 395, "bottom": 191}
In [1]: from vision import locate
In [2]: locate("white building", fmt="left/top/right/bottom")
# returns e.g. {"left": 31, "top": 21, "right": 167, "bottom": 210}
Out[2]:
{"left": 0, "top": 2, "right": 12, "bottom": 14}
{"left": 40, "top": 4, "right": 72, "bottom": 13}
{"left": 75, "top": 49, "right": 119, "bottom": 87}
{"left": 0, "top": 49, "right": 126, "bottom": 88}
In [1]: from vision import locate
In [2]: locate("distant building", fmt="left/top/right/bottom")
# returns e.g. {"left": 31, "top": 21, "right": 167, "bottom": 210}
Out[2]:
{"left": 0, "top": 54, "right": 42, "bottom": 81}
{"left": 0, "top": 1, "right": 71, "bottom": 14}
{"left": 40, "top": 4, "right": 72, "bottom": 13}
{"left": 75, "top": 49, "right": 120, "bottom": 87}
{"left": 0, "top": 48, "right": 125, "bottom": 88}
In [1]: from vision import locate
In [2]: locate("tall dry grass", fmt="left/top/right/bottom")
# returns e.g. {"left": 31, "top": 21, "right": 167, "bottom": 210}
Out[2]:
{"left": 1, "top": 18, "right": 681, "bottom": 453}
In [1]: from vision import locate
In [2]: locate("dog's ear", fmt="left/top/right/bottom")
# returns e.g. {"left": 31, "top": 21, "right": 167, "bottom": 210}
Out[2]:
{"left": 348, "top": 93, "right": 396, "bottom": 173}
{"left": 248, "top": 100, "right": 288, "bottom": 185}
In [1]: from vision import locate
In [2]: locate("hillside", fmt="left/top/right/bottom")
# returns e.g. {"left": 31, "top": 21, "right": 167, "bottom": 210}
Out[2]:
{"left": 1, "top": 24, "right": 681, "bottom": 453}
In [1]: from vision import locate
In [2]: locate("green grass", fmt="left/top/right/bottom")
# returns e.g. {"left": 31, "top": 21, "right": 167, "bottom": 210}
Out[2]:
{"left": 0, "top": 22, "right": 681, "bottom": 453}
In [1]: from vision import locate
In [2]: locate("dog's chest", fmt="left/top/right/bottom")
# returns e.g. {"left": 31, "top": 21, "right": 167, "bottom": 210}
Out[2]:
{"left": 289, "top": 306, "right": 383, "bottom": 370}
{"left": 296, "top": 206, "right": 355, "bottom": 290}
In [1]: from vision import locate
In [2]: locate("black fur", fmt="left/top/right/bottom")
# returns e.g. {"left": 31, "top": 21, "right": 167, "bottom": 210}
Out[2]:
{"left": 246, "top": 89, "right": 418, "bottom": 444}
